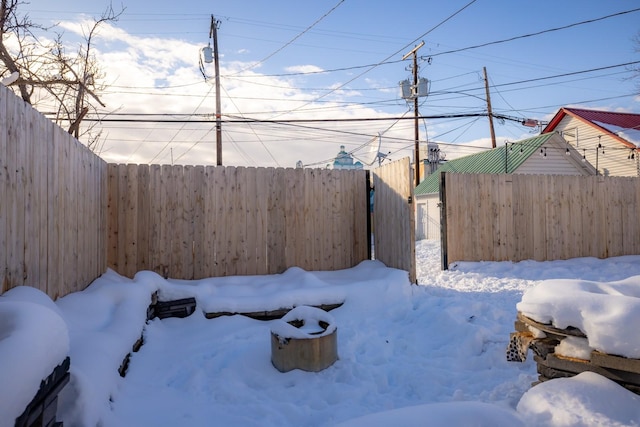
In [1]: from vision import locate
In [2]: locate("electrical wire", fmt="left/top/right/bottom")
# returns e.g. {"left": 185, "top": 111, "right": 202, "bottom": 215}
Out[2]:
{"left": 148, "top": 83, "right": 214, "bottom": 164}
{"left": 430, "top": 7, "right": 640, "bottom": 58}
{"left": 175, "top": 84, "right": 281, "bottom": 166}
{"left": 226, "top": 0, "right": 345, "bottom": 77}
{"left": 265, "top": 0, "right": 478, "bottom": 120}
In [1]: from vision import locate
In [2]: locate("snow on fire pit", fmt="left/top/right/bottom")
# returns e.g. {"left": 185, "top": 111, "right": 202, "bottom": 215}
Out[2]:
{"left": 270, "top": 305, "right": 338, "bottom": 373}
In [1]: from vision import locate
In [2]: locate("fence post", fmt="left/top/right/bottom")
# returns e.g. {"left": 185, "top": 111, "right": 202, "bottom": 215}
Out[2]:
{"left": 365, "top": 170, "right": 372, "bottom": 260}
{"left": 439, "top": 171, "right": 448, "bottom": 270}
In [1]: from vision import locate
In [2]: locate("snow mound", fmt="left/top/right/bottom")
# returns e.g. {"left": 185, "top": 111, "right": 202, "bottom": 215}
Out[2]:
{"left": 0, "top": 287, "right": 69, "bottom": 424}
{"left": 335, "top": 401, "right": 524, "bottom": 427}
{"left": 517, "top": 275, "right": 640, "bottom": 358}
{"left": 517, "top": 372, "right": 640, "bottom": 426}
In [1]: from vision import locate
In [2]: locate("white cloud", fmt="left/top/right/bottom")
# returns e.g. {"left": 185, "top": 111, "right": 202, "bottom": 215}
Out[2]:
{"left": 284, "top": 64, "right": 324, "bottom": 74}
{"left": 5, "top": 20, "right": 412, "bottom": 168}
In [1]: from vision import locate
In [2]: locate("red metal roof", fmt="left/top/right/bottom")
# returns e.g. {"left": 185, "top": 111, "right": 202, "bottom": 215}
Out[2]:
{"left": 543, "top": 107, "right": 640, "bottom": 148}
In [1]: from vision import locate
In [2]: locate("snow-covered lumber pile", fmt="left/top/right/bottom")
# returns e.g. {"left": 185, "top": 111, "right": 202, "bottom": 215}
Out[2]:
{"left": 507, "top": 275, "right": 640, "bottom": 394}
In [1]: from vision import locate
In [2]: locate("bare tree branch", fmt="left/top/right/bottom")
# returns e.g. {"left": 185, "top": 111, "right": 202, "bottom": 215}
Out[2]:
{"left": 1, "top": 0, "right": 124, "bottom": 147}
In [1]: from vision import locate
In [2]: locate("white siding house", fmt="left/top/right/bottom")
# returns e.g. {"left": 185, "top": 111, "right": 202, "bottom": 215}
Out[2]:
{"left": 542, "top": 108, "right": 640, "bottom": 177}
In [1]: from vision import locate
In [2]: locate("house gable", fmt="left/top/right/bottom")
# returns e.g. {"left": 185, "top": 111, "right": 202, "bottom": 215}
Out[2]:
{"left": 544, "top": 108, "right": 640, "bottom": 149}
{"left": 542, "top": 107, "right": 639, "bottom": 177}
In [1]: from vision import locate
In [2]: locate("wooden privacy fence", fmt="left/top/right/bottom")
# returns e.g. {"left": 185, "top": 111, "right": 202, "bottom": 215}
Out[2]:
{"left": 0, "top": 84, "right": 107, "bottom": 298}
{"left": 107, "top": 164, "right": 370, "bottom": 279}
{"left": 440, "top": 173, "right": 640, "bottom": 267}
{"left": 372, "top": 158, "right": 416, "bottom": 283}
{"left": 2, "top": 83, "right": 416, "bottom": 300}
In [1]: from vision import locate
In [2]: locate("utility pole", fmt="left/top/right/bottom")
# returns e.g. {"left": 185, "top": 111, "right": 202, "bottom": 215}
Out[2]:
{"left": 210, "top": 15, "right": 223, "bottom": 165}
{"left": 402, "top": 41, "right": 425, "bottom": 187}
{"left": 483, "top": 67, "right": 496, "bottom": 148}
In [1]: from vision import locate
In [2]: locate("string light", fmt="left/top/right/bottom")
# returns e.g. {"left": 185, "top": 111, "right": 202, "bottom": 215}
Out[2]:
{"left": 628, "top": 149, "right": 636, "bottom": 160}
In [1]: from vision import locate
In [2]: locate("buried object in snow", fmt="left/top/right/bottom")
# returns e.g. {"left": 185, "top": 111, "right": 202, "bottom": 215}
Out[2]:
{"left": 270, "top": 306, "right": 338, "bottom": 373}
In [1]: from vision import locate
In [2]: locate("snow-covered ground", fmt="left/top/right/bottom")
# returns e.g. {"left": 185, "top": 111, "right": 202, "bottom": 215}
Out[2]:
{"left": 2, "top": 240, "right": 640, "bottom": 426}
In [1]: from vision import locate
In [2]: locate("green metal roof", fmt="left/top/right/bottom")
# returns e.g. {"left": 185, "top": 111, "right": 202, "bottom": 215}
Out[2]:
{"left": 415, "top": 133, "right": 556, "bottom": 195}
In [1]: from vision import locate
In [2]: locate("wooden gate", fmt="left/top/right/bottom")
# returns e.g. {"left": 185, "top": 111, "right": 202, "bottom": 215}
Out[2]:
{"left": 372, "top": 158, "right": 416, "bottom": 283}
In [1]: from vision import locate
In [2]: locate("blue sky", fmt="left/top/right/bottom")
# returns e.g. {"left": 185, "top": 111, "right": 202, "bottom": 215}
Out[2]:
{"left": 17, "top": 0, "right": 640, "bottom": 167}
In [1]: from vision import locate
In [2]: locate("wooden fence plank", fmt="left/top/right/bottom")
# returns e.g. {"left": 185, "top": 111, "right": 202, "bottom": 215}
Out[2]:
{"left": 0, "top": 86, "right": 8, "bottom": 292}
{"left": 270, "top": 168, "right": 287, "bottom": 274}
{"left": 47, "top": 130, "right": 65, "bottom": 298}
{"left": 595, "top": 176, "right": 607, "bottom": 258}
{"left": 335, "top": 168, "right": 348, "bottom": 269}
{"left": 580, "top": 176, "right": 595, "bottom": 257}
{"left": 323, "top": 169, "right": 337, "bottom": 271}
{"left": 244, "top": 167, "right": 258, "bottom": 275}
{"left": 283, "top": 168, "right": 296, "bottom": 269}
{"left": 182, "top": 165, "right": 195, "bottom": 279}
{"left": 192, "top": 165, "right": 206, "bottom": 278}
{"left": 6, "top": 93, "right": 24, "bottom": 290}
{"left": 499, "top": 174, "right": 513, "bottom": 261}
{"left": 23, "top": 107, "right": 37, "bottom": 288}
{"left": 79, "top": 145, "right": 89, "bottom": 288}
{"left": 234, "top": 167, "right": 247, "bottom": 276}
{"left": 607, "top": 177, "right": 624, "bottom": 258}
{"left": 107, "top": 164, "right": 119, "bottom": 272}
{"left": 63, "top": 133, "right": 77, "bottom": 294}
{"left": 170, "top": 164, "right": 185, "bottom": 279}
{"left": 202, "top": 166, "right": 216, "bottom": 276}
{"left": 215, "top": 166, "right": 229, "bottom": 275}
{"left": 293, "top": 168, "right": 306, "bottom": 268}
{"left": 137, "top": 164, "right": 150, "bottom": 272}
{"left": 148, "top": 164, "right": 161, "bottom": 275}
{"left": 254, "top": 167, "right": 269, "bottom": 274}
{"left": 159, "top": 165, "right": 173, "bottom": 278}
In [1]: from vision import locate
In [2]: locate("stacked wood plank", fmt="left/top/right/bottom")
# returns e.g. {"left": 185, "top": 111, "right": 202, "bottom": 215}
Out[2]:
{"left": 14, "top": 357, "right": 70, "bottom": 427}
{"left": 510, "top": 312, "right": 640, "bottom": 395}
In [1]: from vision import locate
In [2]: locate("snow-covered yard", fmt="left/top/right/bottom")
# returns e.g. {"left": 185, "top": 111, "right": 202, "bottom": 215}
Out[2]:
{"left": 2, "top": 240, "right": 640, "bottom": 426}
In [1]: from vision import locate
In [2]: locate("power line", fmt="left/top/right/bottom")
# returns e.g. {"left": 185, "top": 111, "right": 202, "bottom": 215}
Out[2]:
{"left": 264, "top": 0, "right": 478, "bottom": 120}
{"left": 430, "top": 7, "right": 640, "bottom": 58}
{"left": 79, "top": 112, "right": 494, "bottom": 124}
{"left": 222, "top": 6, "right": 639, "bottom": 81}
{"left": 491, "top": 61, "right": 640, "bottom": 89}
{"left": 226, "top": 0, "right": 345, "bottom": 76}
{"left": 147, "top": 83, "right": 215, "bottom": 164}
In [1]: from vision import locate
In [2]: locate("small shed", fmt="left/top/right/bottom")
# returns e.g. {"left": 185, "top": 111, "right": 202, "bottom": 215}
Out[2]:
{"left": 414, "top": 132, "right": 596, "bottom": 240}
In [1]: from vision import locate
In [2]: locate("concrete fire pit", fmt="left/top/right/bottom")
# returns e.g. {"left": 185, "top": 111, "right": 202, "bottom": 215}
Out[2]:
{"left": 270, "top": 306, "right": 338, "bottom": 373}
